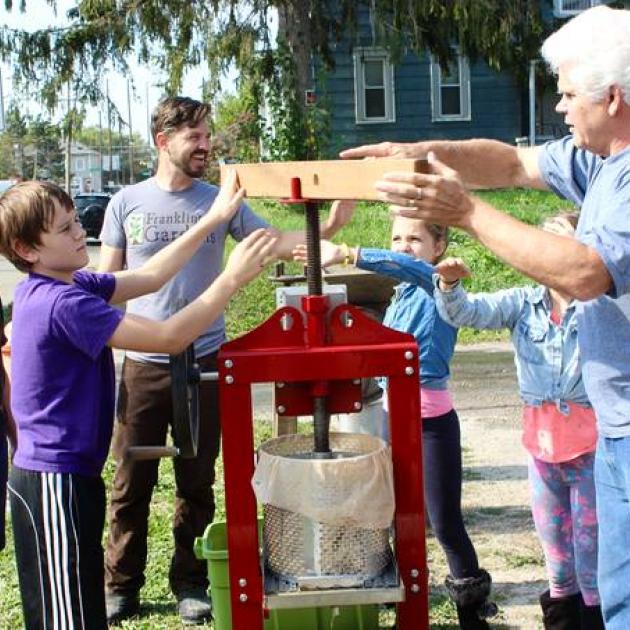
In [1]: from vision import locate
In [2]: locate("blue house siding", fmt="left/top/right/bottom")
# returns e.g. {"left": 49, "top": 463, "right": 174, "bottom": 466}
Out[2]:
{"left": 318, "top": 0, "right": 525, "bottom": 153}
{"left": 468, "top": 64, "right": 522, "bottom": 139}
{"left": 323, "top": 45, "right": 522, "bottom": 155}
{"left": 315, "top": 1, "right": 610, "bottom": 152}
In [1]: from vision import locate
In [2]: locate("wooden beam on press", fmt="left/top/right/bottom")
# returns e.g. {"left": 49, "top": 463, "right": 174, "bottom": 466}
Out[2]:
{"left": 220, "top": 158, "right": 428, "bottom": 200}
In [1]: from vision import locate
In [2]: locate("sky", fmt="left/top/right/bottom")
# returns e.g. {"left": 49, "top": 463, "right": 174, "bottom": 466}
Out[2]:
{"left": 0, "top": 1, "right": 215, "bottom": 146}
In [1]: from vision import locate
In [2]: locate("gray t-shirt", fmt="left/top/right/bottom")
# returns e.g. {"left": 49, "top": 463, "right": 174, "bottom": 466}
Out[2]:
{"left": 100, "top": 177, "right": 268, "bottom": 363}
{"left": 539, "top": 136, "right": 630, "bottom": 437}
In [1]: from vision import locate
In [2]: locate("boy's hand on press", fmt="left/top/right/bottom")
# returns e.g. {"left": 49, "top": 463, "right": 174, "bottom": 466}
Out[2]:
{"left": 207, "top": 168, "right": 246, "bottom": 225}
{"left": 224, "top": 229, "right": 279, "bottom": 287}
{"left": 292, "top": 240, "right": 343, "bottom": 268}
{"left": 435, "top": 257, "right": 471, "bottom": 285}
{"left": 322, "top": 200, "right": 357, "bottom": 235}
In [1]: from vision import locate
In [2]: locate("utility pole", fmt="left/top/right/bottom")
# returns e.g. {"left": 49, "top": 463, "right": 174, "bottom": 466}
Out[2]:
{"left": 32, "top": 146, "right": 38, "bottom": 180}
{"left": 0, "top": 66, "right": 5, "bottom": 131}
{"left": 98, "top": 110, "right": 104, "bottom": 192}
{"left": 118, "top": 116, "right": 123, "bottom": 185}
{"left": 106, "top": 79, "right": 113, "bottom": 189}
{"left": 145, "top": 81, "right": 151, "bottom": 146}
{"left": 529, "top": 60, "right": 537, "bottom": 147}
{"left": 64, "top": 82, "right": 72, "bottom": 194}
{"left": 127, "top": 80, "right": 134, "bottom": 184}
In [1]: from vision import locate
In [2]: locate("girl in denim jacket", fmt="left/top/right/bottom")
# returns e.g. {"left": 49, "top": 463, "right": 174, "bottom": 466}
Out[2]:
{"left": 435, "top": 213, "right": 603, "bottom": 630}
{"left": 295, "top": 215, "right": 495, "bottom": 630}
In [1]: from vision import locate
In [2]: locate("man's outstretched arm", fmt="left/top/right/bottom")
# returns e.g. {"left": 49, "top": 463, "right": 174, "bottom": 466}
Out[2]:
{"left": 341, "top": 139, "right": 548, "bottom": 191}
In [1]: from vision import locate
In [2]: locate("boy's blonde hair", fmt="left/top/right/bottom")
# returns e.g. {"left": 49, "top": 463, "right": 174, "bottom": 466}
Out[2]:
{"left": 0, "top": 181, "right": 75, "bottom": 273}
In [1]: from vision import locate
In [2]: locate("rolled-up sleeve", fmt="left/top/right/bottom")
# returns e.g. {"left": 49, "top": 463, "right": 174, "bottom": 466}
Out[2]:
{"left": 435, "top": 282, "right": 526, "bottom": 331}
{"left": 538, "top": 137, "right": 598, "bottom": 206}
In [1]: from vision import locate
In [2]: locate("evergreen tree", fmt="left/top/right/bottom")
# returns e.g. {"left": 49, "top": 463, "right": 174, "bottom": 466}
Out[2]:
{"left": 1, "top": 1, "right": 562, "bottom": 159}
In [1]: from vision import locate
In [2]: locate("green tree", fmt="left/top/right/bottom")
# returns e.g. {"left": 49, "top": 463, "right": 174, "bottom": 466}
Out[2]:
{"left": 27, "top": 116, "right": 65, "bottom": 181}
{"left": 208, "top": 84, "right": 261, "bottom": 176}
{"left": 0, "top": 134, "right": 17, "bottom": 179}
{"left": 1, "top": 1, "right": 563, "bottom": 160}
{"left": 1, "top": 106, "right": 65, "bottom": 181}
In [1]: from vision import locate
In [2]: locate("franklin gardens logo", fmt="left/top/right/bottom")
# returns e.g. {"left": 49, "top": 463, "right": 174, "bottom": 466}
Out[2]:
{"left": 126, "top": 214, "right": 145, "bottom": 245}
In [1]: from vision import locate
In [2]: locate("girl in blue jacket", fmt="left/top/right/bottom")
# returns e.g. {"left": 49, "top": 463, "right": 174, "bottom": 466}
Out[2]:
{"left": 296, "top": 214, "right": 495, "bottom": 630}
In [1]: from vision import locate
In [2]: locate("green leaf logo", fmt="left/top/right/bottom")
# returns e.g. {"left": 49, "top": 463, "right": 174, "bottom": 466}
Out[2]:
{"left": 127, "top": 214, "right": 145, "bottom": 245}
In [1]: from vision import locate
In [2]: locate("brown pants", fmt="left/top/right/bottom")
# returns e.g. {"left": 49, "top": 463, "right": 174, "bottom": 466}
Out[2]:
{"left": 105, "top": 353, "right": 220, "bottom": 596}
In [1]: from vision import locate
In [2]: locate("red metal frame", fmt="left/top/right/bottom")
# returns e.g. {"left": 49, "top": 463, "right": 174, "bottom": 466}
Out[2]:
{"left": 218, "top": 301, "right": 429, "bottom": 629}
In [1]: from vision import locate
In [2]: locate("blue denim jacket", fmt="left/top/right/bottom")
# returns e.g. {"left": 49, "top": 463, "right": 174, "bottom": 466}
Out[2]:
{"left": 356, "top": 249, "right": 457, "bottom": 390}
{"left": 435, "top": 283, "right": 590, "bottom": 412}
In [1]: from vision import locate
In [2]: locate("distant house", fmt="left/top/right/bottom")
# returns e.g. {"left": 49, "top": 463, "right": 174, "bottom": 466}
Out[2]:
{"left": 64, "top": 143, "right": 103, "bottom": 195}
{"left": 314, "top": 0, "right": 609, "bottom": 153}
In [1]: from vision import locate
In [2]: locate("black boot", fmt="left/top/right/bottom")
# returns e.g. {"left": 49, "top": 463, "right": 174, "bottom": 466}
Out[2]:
{"left": 579, "top": 599, "right": 604, "bottom": 630}
{"left": 445, "top": 568, "right": 498, "bottom": 630}
{"left": 539, "top": 590, "right": 581, "bottom": 630}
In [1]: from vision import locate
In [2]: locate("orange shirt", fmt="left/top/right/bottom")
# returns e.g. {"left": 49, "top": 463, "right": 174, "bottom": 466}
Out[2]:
{"left": 522, "top": 402, "right": 597, "bottom": 463}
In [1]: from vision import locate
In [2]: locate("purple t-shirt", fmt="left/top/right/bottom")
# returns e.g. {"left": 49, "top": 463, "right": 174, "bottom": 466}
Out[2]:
{"left": 11, "top": 270, "right": 124, "bottom": 476}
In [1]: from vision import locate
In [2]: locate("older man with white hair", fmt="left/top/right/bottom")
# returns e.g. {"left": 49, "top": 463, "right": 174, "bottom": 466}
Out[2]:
{"left": 342, "top": 6, "right": 630, "bottom": 628}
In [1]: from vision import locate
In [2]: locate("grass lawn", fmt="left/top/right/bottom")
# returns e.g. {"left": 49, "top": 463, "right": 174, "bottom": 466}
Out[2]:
{"left": 226, "top": 188, "right": 574, "bottom": 344}
{"left": 0, "top": 188, "right": 569, "bottom": 627}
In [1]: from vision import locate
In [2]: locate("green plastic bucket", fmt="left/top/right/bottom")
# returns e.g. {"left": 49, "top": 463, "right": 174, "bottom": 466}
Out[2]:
{"left": 194, "top": 521, "right": 379, "bottom": 630}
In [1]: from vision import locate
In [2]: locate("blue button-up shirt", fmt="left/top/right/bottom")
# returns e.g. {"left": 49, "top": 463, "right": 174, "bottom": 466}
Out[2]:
{"left": 435, "top": 283, "right": 589, "bottom": 411}
{"left": 356, "top": 249, "right": 457, "bottom": 390}
{"left": 539, "top": 137, "right": 630, "bottom": 436}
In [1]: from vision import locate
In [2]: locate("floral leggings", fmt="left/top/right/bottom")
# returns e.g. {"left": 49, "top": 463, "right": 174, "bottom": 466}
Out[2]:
{"left": 529, "top": 452, "right": 599, "bottom": 605}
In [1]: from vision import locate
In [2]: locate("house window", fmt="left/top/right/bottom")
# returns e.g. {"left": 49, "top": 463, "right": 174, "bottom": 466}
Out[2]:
{"left": 353, "top": 48, "right": 395, "bottom": 124}
{"left": 430, "top": 52, "right": 471, "bottom": 122}
{"left": 74, "top": 157, "right": 86, "bottom": 172}
{"left": 553, "top": 0, "right": 605, "bottom": 18}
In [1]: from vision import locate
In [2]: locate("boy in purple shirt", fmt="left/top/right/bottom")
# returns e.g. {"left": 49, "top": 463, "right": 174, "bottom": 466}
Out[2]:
{"left": 0, "top": 178, "right": 276, "bottom": 629}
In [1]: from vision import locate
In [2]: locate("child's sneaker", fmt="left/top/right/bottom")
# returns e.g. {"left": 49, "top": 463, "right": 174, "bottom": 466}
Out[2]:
{"left": 176, "top": 588, "right": 212, "bottom": 625}
{"left": 105, "top": 591, "right": 140, "bottom": 625}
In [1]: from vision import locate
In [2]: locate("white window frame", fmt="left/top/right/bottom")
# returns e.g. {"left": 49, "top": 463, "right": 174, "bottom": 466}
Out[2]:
{"left": 430, "top": 52, "right": 471, "bottom": 122}
{"left": 74, "top": 157, "right": 86, "bottom": 172}
{"left": 353, "top": 48, "right": 396, "bottom": 124}
{"left": 553, "top": 0, "right": 604, "bottom": 18}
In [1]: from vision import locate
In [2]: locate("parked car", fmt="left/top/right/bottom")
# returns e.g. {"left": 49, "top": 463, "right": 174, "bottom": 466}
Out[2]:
{"left": 74, "top": 192, "right": 112, "bottom": 239}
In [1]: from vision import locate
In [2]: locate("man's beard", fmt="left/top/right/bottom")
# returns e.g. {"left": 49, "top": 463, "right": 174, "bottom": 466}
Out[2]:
{"left": 171, "top": 150, "right": 208, "bottom": 178}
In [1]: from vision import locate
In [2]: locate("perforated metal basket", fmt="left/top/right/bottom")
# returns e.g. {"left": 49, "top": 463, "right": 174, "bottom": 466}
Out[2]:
{"left": 260, "top": 433, "right": 394, "bottom": 590}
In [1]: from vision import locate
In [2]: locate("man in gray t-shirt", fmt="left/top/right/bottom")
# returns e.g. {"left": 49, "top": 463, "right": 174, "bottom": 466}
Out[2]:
{"left": 101, "top": 176, "right": 267, "bottom": 363}
{"left": 99, "top": 96, "right": 350, "bottom": 625}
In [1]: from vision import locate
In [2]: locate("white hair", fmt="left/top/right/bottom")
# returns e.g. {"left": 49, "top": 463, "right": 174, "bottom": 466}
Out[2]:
{"left": 541, "top": 5, "right": 630, "bottom": 105}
